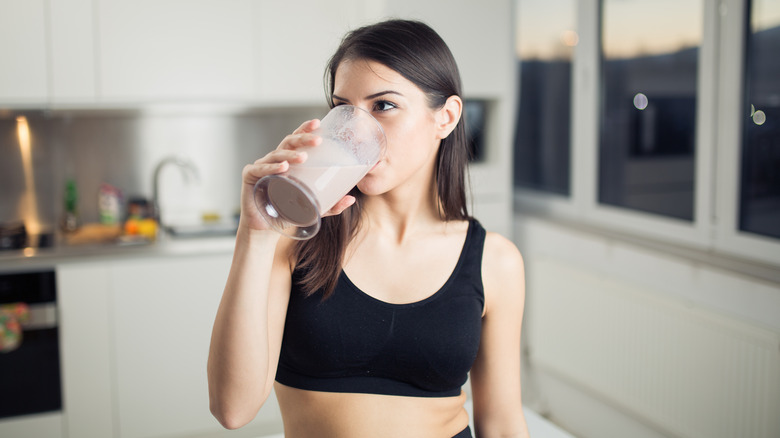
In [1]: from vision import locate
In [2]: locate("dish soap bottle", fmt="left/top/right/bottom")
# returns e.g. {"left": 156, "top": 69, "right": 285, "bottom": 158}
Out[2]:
{"left": 98, "top": 183, "right": 122, "bottom": 225}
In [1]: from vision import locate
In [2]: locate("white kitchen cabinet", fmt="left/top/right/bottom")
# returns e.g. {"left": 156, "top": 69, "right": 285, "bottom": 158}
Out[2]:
{"left": 0, "top": 0, "right": 97, "bottom": 106}
{"left": 49, "top": 0, "right": 97, "bottom": 103}
{"left": 0, "top": 0, "right": 48, "bottom": 105}
{"left": 96, "top": 0, "right": 257, "bottom": 103}
{"left": 1, "top": 0, "right": 514, "bottom": 108}
{"left": 108, "top": 252, "right": 283, "bottom": 438}
{"left": 109, "top": 253, "right": 230, "bottom": 437}
{"left": 253, "top": 0, "right": 378, "bottom": 105}
{"left": 55, "top": 249, "right": 284, "bottom": 438}
{"left": 58, "top": 262, "right": 115, "bottom": 438}
{"left": 380, "top": 0, "right": 514, "bottom": 98}
{"left": 0, "top": 412, "right": 63, "bottom": 438}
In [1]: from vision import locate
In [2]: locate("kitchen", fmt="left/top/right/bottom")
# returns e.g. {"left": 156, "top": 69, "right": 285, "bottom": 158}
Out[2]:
{"left": 3, "top": 1, "right": 780, "bottom": 438}
{"left": 1, "top": 1, "right": 522, "bottom": 437}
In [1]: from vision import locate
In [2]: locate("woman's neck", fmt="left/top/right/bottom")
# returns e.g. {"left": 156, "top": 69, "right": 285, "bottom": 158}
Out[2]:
{"left": 360, "top": 184, "right": 444, "bottom": 243}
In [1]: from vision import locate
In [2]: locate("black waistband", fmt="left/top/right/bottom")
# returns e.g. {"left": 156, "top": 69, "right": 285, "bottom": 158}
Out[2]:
{"left": 453, "top": 425, "right": 472, "bottom": 438}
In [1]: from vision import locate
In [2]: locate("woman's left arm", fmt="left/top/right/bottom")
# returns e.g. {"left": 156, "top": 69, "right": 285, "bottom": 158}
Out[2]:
{"left": 470, "top": 232, "right": 530, "bottom": 438}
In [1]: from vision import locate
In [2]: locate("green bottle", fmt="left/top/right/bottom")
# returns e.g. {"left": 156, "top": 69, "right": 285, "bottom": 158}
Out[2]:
{"left": 63, "top": 179, "right": 79, "bottom": 232}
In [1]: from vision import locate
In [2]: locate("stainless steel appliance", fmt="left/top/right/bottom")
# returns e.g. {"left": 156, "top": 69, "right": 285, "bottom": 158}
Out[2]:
{"left": 0, "top": 270, "right": 61, "bottom": 418}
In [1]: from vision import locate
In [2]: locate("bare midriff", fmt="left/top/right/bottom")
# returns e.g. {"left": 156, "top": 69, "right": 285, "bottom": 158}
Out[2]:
{"left": 274, "top": 382, "right": 470, "bottom": 438}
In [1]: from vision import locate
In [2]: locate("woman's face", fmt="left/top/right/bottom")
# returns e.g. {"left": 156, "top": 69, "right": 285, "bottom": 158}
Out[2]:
{"left": 331, "top": 59, "right": 444, "bottom": 197}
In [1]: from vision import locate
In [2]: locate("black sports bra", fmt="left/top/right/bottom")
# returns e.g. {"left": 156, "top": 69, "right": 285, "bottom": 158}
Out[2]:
{"left": 275, "top": 219, "right": 486, "bottom": 398}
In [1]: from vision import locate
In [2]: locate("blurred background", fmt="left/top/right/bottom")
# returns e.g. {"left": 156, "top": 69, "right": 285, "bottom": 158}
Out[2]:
{"left": 0, "top": 0, "right": 778, "bottom": 437}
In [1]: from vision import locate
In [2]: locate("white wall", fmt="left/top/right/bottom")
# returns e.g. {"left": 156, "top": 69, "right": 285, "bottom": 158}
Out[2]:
{"left": 513, "top": 214, "right": 780, "bottom": 438}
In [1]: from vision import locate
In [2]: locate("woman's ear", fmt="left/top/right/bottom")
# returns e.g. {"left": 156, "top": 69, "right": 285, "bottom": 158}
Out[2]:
{"left": 435, "top": 95, "right": 463, "bottom": 140}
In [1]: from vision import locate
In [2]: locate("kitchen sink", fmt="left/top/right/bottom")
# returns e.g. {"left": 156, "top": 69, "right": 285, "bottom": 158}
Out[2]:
{"left": 164, "top": 222, "right": 237, "bottom": 238}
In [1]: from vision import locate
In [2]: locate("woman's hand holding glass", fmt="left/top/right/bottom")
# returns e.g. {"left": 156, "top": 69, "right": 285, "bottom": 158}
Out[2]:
{"left": 239, "top": 119, "right": 357, "bottom": 233}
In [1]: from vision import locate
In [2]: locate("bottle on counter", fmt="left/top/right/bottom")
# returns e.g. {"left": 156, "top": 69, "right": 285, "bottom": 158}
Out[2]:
{"left": 98, "top": 183, "right": 123, "bottom": 225}
{"left": 62, "top": 179, "right": 79, "bottom": 233}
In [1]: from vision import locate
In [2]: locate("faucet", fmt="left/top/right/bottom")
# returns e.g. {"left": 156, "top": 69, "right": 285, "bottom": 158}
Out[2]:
{"left": 151, "top": 156, "right": 200, "bottom": 225}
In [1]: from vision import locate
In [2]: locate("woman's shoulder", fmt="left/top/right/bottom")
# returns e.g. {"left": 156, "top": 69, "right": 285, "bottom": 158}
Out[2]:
{"left": 479, "top": 226, "right": 526, "bottom": 314}
{"left": 481, "top": 229, "right": 524, "bottom": 275}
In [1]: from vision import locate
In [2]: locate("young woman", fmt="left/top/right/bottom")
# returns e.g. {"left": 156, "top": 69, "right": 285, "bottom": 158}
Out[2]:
{"left": 207, "top": 19, "right": 529, "bottom": 438}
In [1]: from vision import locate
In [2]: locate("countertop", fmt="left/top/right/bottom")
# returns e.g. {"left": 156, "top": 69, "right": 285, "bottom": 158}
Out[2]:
{"left": 0, "top": 233, "right": 237, "bottom": 273}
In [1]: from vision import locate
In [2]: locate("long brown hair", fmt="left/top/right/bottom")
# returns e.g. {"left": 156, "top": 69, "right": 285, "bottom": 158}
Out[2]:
{"left": 293, "top": 19, "right": 471, "bottom": 298}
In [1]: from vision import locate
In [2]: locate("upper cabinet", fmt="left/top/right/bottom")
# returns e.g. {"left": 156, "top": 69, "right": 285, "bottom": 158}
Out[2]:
{"left": 0, "top": 0, "right": 49, "bottom": 105}
{"left": 253, "top": 0, "right": 511, "bottom": 103}
{"left": 253, "top": 0, "right": 376, "bottom": 105}
{"left": 0, "top": 0, "right": 509, "bottom": 107}
{"left": 381, "top": 0, "right": 513, "bottom": 98}
{"left": 0, "top": 0, "right": 98, "bottom": 106}
{"left": 96, "top": 0, "right": 256, "bottom": 103}
{"left": 50, "top": 0, "right": 97, "bottom": 103}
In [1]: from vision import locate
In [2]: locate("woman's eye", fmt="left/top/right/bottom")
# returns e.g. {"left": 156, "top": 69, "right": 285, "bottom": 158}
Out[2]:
{"left": 374, "top": 100, "right": 396, "bottom": 112}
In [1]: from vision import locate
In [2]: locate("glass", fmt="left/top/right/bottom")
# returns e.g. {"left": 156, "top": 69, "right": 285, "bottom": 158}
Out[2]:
{"left": 254, "top": 105, "right": 386, "bottom": 240}
{"left": 598, "top": 0, "right": 703, "bottom": 221}
{"left": 513, "top": 0, "right": 575, "bottom": 195}
{"left": 739, "top": 0, "right": 780, "bottom": 239}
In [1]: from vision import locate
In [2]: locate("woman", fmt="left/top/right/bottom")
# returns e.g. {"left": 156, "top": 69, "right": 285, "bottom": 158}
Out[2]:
{"left": 208, "top": 19, "right": 529, "bottom": 438}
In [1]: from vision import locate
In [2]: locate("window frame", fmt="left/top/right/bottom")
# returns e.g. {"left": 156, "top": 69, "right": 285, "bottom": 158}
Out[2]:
{"left": 513, "top": 0, "right": 780, "bottom": 267}
{"left": 713, "top": 0, "right": 780, "bottom": 264}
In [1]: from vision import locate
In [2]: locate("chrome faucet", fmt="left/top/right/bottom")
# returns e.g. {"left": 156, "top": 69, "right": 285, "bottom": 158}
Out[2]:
{"left": 151, "top": 156, "right": 200, "bottom": 225}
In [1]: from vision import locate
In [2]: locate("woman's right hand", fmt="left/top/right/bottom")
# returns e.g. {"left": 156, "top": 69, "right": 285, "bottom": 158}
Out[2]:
{"left": 239, "top": 118, "right": 359, "bottom": 233}
{"left": 238, "top": 119, "right": 321, "bottom": 232}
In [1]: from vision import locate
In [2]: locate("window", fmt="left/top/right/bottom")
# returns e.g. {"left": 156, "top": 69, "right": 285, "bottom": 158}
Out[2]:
{"left": 740, "top": 0, "right": 780, "bottom": 239}
{"left": 513, "top": 0, "right": 780, "bottom": 266}
{"left": 513, "top": 0, "right": 576, "bottom": 196}
{"left": 598, "top": 0, "right": 703, "bottom": 221}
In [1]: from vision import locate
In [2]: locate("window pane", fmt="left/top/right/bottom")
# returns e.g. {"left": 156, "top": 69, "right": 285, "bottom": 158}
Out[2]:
{"left": 599, "top": 0, "right": 702, "bottom": 221}
{"left": 740, "top": 0, "right": 780, "bottom": 239}
{"left": 513, "top": 0, "right": 575, "bottom": 195}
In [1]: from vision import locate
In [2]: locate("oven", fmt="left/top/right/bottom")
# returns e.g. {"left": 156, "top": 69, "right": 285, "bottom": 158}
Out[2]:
{"left": 0, "top": 270, "right": 62, "bottom": 419}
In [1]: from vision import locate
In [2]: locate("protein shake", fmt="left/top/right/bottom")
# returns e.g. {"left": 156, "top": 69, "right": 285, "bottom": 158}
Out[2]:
{"left": 254, "top": 105, "right": 385, "bottom": 240}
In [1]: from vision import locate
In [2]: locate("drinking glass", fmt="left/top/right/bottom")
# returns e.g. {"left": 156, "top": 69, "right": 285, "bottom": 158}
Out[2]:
{"left": 253, "top": 105, "right": 386, "bottom": 240}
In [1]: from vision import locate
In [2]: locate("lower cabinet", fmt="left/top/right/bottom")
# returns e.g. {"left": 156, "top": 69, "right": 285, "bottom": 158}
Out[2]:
{"left": 110, "top": 254, "right": 233, "bottom": 438}
{"left": 58, "top": 252, "right": 283, "bottom": 438}
{"left": 58, "top": 262, "right": 115, "bottom": 438}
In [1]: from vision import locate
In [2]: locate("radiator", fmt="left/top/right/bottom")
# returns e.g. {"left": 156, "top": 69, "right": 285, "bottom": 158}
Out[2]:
{"left": 527, "top": 257, "right": 780, "bottom": 438}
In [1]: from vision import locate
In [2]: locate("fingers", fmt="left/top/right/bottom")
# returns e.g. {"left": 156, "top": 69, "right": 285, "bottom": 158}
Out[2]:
{"left": 242, "top": 160, "right": 286, "bottom": 184}
{"left": 237, "top": 119, "right": 324, "bottom": 232}
{"left": 278, "top": 119, "right": 322, "bottom": 151}
{"left": 277, "top": 132, "right": 321, "bottom": 152}
{"left": 253, "top": 149, "right": 307, "bottom": 166}
{"left": 243, "top": 151, "right": 295, "bottom": 185}
{"left": 292, "top": 118, "right": 321, "bottom": 135}
{"left": 323, "top": 195, "right": 356, "bottom": 217}
{"left": 242, "top": 118, "right": 320, "bottom": 187}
